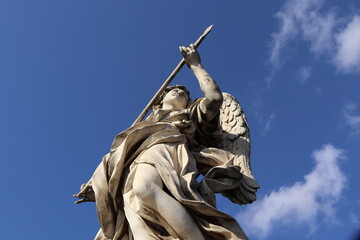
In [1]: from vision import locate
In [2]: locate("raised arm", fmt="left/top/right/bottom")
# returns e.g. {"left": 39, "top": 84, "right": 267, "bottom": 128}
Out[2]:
{"left": 180, "top": 44, "right": 223, "bottom": 121}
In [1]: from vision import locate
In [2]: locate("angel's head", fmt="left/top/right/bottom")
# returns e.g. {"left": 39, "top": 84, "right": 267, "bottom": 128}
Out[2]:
{"left": 154, "top": 85, "right": 192, "bottom": 110}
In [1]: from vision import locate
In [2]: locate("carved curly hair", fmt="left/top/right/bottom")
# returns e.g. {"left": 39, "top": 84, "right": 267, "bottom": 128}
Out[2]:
{"left": 152, "top": 85, "right": 192, "bottom": 110}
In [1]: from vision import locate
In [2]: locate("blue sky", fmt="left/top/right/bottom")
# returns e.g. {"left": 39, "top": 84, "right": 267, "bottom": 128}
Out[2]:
{"left": 1, "top": 0, "right": 360, "bottom": 239}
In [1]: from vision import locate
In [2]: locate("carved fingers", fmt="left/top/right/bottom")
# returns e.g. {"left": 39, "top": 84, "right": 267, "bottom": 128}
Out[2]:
{"left": 179, "top": 44, "right": 201, "bottom": 67}
{"left": 73, "top": 182, "right": 95, "bottom": 204}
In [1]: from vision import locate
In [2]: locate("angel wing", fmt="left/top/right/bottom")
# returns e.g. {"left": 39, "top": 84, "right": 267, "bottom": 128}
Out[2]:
{"left": 217, "top": 92, "right": 259, "bottom": 204}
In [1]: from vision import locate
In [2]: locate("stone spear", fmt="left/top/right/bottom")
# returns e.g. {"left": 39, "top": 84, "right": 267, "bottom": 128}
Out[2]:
{"left": 131, "top": 25, "right": 213, "bottom": 126}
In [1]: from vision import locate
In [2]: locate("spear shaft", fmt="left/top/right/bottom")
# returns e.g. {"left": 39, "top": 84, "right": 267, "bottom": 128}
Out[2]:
{"left": 131, "top": 25, "right": 213, "bottom": 126}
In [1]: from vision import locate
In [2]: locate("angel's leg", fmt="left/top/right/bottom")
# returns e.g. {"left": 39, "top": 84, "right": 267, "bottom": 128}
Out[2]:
{"left": 132, "top": 163, "right": 204, "bottom": 240}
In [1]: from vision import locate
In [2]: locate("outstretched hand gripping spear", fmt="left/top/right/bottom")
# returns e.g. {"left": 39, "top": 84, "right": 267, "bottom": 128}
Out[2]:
{"left": 131, "top": 25, "right": 213, "bottom": 127}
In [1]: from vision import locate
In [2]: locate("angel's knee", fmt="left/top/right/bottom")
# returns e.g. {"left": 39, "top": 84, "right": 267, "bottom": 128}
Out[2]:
{"left": 133, "top": 181, "right": 156, "bottom": 203}
{"left": 132, "top": 163, "right": 163, "bottom": 204}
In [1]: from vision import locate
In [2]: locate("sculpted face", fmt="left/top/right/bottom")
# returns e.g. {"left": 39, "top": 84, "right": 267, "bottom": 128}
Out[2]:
{"left": 162, "top": 88, "right": 189, "bottom": 110}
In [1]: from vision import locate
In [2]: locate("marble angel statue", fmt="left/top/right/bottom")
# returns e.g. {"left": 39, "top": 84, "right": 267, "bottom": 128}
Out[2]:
{"left": 74, "top": 44, "right": 259, "bottom": 240}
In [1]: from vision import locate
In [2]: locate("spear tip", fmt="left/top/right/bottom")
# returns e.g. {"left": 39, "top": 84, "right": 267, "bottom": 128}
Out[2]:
{"left": 204, "top": 24, "right": 214, "bottom": 36}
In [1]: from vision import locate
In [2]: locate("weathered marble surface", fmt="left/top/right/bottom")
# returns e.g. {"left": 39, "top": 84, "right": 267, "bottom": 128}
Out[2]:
{"left": 74, "top": 45, "right": 259, "bottom": 240}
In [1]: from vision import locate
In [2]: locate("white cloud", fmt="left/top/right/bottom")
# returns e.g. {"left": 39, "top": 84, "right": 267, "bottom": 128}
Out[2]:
{"left": 350, "top": 213, "right": 360, "bottom": 229}
{"left": 253, "top": 108, "right": 276, "bottom": 137}
{"left": 315, "top": 86, "right": 323, "bottom": 96}
{"left": 334, "top": 16, "right": 360, "bottom": 73}
{"left": 343, "top": 102, "right": 360, "bottom": 134}
{"left": 267, "top": 0, "right": 336, "bottom": 83}
{"left": 263, "top": 112, "right": 276, "bottom": 136}
{"left": 267, "top": 0, "right": 360, "bottom": 82}
{"left": 251, "top": 99, "right": 276, "bottom": 137}
{"left": 298, "top": 66, "right": 312, "bottom": 83}
{"left": 237, "top": 144, "right": 347, "bottom": 239}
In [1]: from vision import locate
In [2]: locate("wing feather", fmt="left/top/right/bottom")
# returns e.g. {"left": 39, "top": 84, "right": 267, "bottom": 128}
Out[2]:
{"left": 217, "top": 93, "right": 259, "bottom": 205}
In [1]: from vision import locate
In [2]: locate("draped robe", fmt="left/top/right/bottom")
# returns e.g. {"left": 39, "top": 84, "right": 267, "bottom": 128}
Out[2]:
{"left": 87, "top": 99, "right": 249, "bottom": 240}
